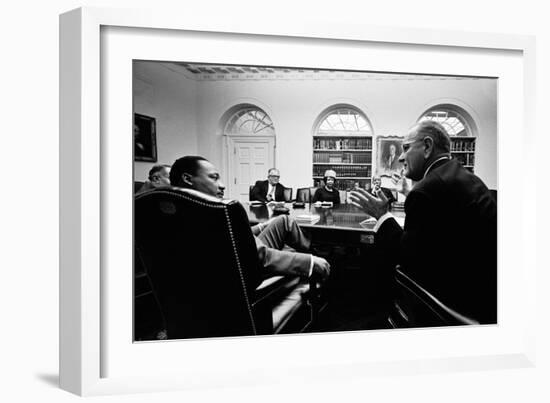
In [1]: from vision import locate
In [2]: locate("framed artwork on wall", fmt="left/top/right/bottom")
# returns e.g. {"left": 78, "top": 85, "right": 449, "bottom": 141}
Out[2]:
{"left": 134, "top": 113, "right": 157, "bottom": 162}
{"left": 59, "top": 6, "right": 537, "bottom": 397}
{"left": 376, "top": 136, "right": 404, "bottom": 178}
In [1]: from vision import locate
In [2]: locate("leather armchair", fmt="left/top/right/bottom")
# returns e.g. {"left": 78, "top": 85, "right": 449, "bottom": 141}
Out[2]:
{"left": 135, "top": 187, "right": 316, "bottom": 340}
{"left": 387, "top": 268, "right": 479, "bottom": 328}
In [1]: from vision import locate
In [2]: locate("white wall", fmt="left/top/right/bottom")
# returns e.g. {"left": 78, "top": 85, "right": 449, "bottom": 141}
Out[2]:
{"left": 133, "top": 62, "right": 199, "bottom": 181}
{"left": 135, "top": 64, "right": 497, "bottom": 191}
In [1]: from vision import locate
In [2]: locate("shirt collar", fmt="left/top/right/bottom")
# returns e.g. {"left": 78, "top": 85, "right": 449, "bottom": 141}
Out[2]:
{"left": 423, "top": 155, "right": 451, "bottom": 179}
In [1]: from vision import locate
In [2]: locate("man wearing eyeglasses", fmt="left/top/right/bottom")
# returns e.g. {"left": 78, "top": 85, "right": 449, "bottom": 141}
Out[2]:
{"left": 251, "top": 168, "right": 286, "bottom": 203}
{"left": 349, "top": 120, "right": 496, "bottom": 325}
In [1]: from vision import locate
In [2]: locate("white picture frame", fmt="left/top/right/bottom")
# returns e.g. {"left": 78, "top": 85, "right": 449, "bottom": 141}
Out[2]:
{"left": 60, "top": 7, "right": 537, "bottom": 396}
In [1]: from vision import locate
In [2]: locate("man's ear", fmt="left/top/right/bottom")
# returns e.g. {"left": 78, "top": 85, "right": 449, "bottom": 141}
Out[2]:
{"left": 423, "top": 136, "right": 434, "bottom": 158}
{"left": 181, "top": 173, "right": 193, "bottom": 186}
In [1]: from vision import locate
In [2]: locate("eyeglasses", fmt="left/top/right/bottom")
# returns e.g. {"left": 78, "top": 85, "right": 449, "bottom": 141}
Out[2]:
{"left": 268, "top": 175, "right": 280, "bottom": 178}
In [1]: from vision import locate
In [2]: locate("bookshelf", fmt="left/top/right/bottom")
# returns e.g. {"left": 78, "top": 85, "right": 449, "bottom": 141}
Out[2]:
{"left": 313, "top": 135, "right": 373, "bottom": 190}
{"left": 450, "top": 136, "right": 475, "bottom": 172}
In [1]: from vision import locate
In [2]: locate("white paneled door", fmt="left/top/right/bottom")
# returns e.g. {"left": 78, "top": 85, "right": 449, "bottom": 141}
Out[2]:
{"left": 228, "top": 137, "right": 275, "bottom": 203}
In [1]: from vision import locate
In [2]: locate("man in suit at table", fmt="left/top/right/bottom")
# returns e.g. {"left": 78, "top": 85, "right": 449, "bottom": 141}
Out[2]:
{"left": 169, "top": 156, "right": 331, "bottom": 281}
{"left": 368, "top": 176, "right": 396, "bottom": 207}
{"left": 250, "top": 168, "right": 286, "bottom": 202}
{"left": 350, "top": 121, "right": 496, "bottom": 324}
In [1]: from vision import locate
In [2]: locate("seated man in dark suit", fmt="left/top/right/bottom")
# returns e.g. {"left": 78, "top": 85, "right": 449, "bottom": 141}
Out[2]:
{"left": 136, "top": 164, "right": 171, "bottom": 194}
{"left": 368, "top": 176, "right": 396, "bottom": 206}
{"left": 350, "top": 121, "right": 496, "bottom": 324}
{"left": 250, "top": 168, "right": 286, "bottom": 202}
{"left": 169, "top": 156, "right": 331, "bottom": 281}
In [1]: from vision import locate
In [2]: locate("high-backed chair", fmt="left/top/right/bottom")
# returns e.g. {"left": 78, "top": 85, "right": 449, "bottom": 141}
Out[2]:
{"left": 387, "top": 268, "right": 479, "bottom": 328}
{"left": 296, "top": 187, "right": 318, "bottom": 203}
{"left": 249, "top": 185, "right": 255, "bottom": 201}
{"left": 134, "top": 181, "right": 145, "bottom": 194}
{"left": 135, "top": 187, "right": 316, "bottom": 339}
{"left": 282, "top": 187, "right": 293, "bottom": 202}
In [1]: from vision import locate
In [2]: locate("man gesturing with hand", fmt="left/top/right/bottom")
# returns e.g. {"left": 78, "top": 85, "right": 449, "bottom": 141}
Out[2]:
{"left": 349, "top": 121, "right": 497, "bottom": 325}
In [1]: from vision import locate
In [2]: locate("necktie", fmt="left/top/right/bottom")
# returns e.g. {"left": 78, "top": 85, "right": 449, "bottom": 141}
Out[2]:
{"left": 267, "top": 187, "right": 274, "bottom": 201}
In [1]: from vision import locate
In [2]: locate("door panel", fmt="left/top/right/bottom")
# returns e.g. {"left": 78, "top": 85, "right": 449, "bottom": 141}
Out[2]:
{"left": 230, "top": 139, "right": 274, "bottom": 203}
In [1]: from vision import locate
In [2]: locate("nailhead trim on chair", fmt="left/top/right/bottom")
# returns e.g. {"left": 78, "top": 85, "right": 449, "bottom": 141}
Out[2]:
{"left": 137, "top": 188, "right": 258, "bottom": 335}
{"left": 136, "top": 189, "right": 229, "bottom": 208}
{"left": 224, "top": 207, "right": 257, "bottom": 335}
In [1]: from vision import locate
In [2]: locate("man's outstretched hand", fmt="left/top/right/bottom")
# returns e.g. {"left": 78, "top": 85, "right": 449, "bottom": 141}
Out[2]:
{"left": 349, "top": 188, "right": 390, "bottom": 219}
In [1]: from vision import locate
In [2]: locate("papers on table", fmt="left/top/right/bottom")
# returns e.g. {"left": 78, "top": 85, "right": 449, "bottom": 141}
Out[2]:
{"left": 249, "top": 200, "right": 264, "bottom": 206}
{"left": 313, "top": 201, "right": 333, "bottom": 208}
{"left": 295, "top": 214, "right": 321, "bottom": 224}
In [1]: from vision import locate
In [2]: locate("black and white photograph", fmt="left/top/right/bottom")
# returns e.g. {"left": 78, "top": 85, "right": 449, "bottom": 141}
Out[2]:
{"left": 133, "top": 60, "right": 498, "bottom": 342}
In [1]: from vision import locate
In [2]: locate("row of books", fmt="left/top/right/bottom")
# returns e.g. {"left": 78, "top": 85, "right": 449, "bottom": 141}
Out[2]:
{"left": 313, "top": 165, "right": 371, "bottom": 178}
{"left": 453, "top": 153, "right": 475, "bottom": 166}
{"left": 313, "top": 137, "right": 474, "bottom": 152}
{"left": 313, "top": 138, "right": 372, "bottom": 150}
{"left": 450, "top": 139, "right": 475, "bottom": 152}
{"left": 313, "top": 152, "right": 372, "bottom": 164}
{"left": 313, "top": 179, "right": 370, "bottom": 191}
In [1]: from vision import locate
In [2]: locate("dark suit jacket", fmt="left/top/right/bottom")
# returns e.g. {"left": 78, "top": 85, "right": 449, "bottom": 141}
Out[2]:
{"left": 369, "top": 187, "right": 396, "bottom": 205}
{"left": 375, "top": 159, "right": 497, "bottom": 324}
{"left": 250, "top": 180, "right": 286, "bottom": 202}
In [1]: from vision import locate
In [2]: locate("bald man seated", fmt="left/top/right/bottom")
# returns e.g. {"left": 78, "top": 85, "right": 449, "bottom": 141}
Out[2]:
{"left": 350, "top": 121, "right": 496, "bottom": 324}
{"left": 250, "top": 168, "right": 287, "bottom": 203}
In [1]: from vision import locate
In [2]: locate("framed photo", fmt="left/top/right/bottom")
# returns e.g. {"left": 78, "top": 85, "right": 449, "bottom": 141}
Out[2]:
{"left": 376, "top": 136, "right": 404, "bottom": 177}
{"left": 134, "top": 113, "right": 157, "bottom": 162}
{"left": 60, "top": 7, "right": 537, "bottom": 396}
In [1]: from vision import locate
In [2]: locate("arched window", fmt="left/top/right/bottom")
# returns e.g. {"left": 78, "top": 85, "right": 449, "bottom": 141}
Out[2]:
{"left": 224, "top": 107, "right": 275, "bottom": 136}
{"left": 317, "top": 107, "right": 372, "bottom": 135}
{"left": 418, "top": 106, "right": 476, "bottom": 171}
{"left": 418, "top": 108, "right": 473, "bottom": 136}
{"left": 313, "top": 107, "right": 373, "bottom": 190}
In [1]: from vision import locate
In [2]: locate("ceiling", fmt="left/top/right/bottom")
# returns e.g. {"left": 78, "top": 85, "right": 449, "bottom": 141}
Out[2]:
{"left": 164, "top": 62, "right": 483, "bottom": 82}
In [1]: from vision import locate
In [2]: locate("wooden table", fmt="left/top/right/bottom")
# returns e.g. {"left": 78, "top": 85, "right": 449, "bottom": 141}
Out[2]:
{"left": 245, "top": 202, "right": 405, "bottom": 245}
{"left": 244, "top": 202, "right": 407, "bottom": 331}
